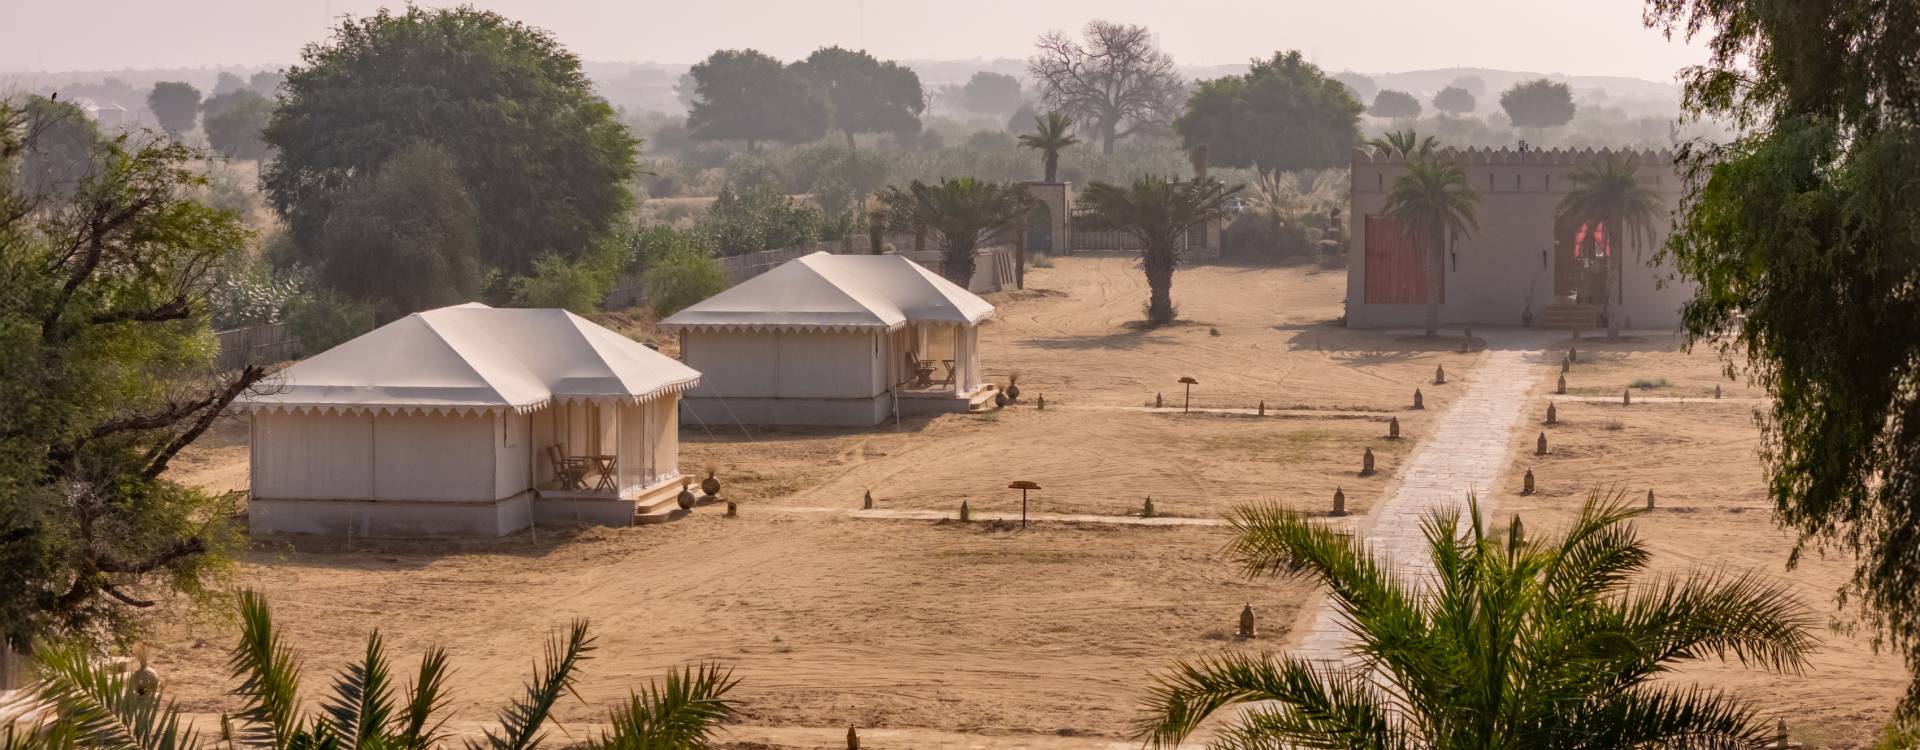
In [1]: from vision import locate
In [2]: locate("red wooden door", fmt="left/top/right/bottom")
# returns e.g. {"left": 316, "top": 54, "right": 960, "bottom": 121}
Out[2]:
{"left": 1364, "top": 216, "right": 1437, "bottom": 304}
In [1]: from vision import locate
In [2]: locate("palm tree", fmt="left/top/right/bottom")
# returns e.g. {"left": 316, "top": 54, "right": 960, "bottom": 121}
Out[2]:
{"left": 1077, "top": 176, "right": 1240, "bottom": 326}
{"left": 4, "top": 592, "right": 739, "bottom": 750}
{"left": 1137, "top": 494, "right": 1815, "bottom": 749}
{"left": 880, "top": 178, "right": 1035, "bottom": 286}
{"left": 1018, "top": 112, "right": 1079, "bottom": 183}
{"left": 1384, "top": 155, "right": 1479, "bottom": 337}
{"left": 1557, "top": 154, "right": 1663, "bottom": 338}
{"left": 1367, "top": 128, "right": 1439, "bottom": 159}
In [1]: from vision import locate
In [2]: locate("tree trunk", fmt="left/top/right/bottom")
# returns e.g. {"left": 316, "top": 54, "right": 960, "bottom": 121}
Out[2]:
{"left": 1101, "top": 119, "right": 1117, "bottom": 155}
{"left": 1606, "top": 253, "right": 1621, "bottom": 339}
{"left": 845, "top": 129, "right": 857, "bottom": 151}
{"left": 1425, "top": 233, "right": 1444, "bottom": 338}
{"left": 944, "top": 235, "right": 978, "bottom": 289}
{"left": 1145, "top": 241, "right": 1177, "bottom": 325}
{"left": 1044, "top": 152, "right": 1058, "bottom": 182}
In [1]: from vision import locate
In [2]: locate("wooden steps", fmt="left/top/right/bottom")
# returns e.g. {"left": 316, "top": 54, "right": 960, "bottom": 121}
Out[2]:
{"left": 967, "top": 385, "right": 1002, "bottom": 413}
{"left": 1540, "top": 304, "right": 1602, "bottom": 330}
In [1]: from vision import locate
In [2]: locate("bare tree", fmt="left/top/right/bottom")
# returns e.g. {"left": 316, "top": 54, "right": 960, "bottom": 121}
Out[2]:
{"left": 1028, "top": 21, "right": 1184, "bottom": 155}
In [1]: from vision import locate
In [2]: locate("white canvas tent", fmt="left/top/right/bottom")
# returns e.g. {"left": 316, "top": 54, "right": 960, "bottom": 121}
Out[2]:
{"left": 660, "top": 252, "right": 998, "bottom": 426}
{"left": 238, "top": 303, "right": 700, "bottom": 537}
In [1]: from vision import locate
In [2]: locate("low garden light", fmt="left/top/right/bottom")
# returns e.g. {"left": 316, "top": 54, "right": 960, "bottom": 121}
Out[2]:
{"left": 1008, "top": 480, "right": 1041, "bottom": 528}
{"left": 1178, "top": 376, "right": 1198, "bottom": 413}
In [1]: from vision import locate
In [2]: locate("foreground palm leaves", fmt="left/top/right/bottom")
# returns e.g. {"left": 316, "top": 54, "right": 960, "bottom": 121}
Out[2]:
{"left": 8, "top": 592, "right": 737, "bottom": 750}
{"left": 1137, "top": 494, "right": 1816, "bottom": 748}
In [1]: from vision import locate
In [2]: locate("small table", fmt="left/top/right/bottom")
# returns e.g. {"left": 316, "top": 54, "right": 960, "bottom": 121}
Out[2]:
{"left": 589, "top": 455, "right": 618, "bottom": 493}
{"left": 940, "top": 359, "right": 956, "bottom": 386}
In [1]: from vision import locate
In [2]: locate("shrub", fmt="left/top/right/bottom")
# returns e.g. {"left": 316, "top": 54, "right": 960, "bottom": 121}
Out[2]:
{"left": 647, "top": 247, "right": 731, "bottom": 317}
{"left": 700, "top": 184, "right": 822, "bottom": 256}
{"left": 512, "top": 254, "right": 615, "bottom": 314}
{"left": 1031, "top": 252, "right": 1054, "bottom": 268}
{"left": 1630, "top": 376, "right": 1672, "bottom": 389}
{"left": 208, "top": 261, "right": 304, "bottom": 329}
{"left": 285, "top": 291, "right": 374, "bottom": 355}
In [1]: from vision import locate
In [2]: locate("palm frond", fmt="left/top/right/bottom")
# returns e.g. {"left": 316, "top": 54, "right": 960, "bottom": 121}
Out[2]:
{"left": 589, "top": 664, "right": 739, "bottom": 750}
{"left": 2, "top": 721, "right": 75, "bottom": 750}
{"left": 466, "top": 620, "right": 594, "bottom": 750}
{"left": 32, "top": 644, "right": 198, "bottom": 750}
{"left": 393, "top": 648, "right": 453, "bottom": 750}
{"left": 1567, "top": 684, "right": 1769, "bottom": 749}
{"left": 1134, "top": 651, "right": 1394, "bottom": 750}
{"left": 227, "top": 591, "right": 305, "bottom": 750}
{"left": 1615, "top": 569, "right": 1819, "bottom": 677}
{"left": 321, "top": 633, "right": 396, "bottom": 750}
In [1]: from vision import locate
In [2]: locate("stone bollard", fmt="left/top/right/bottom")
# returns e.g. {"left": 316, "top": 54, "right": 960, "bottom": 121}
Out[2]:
{"left": 1434, "top": 364, "right": 1447, "bottom": 385}
{"left": 1413, "top": 388, "right": 1425, "bottom": 410}
{"left": 863, "top": 490, "right": 874, "bottom": 510}
{"left": 1037, "top": 393, "right": 1046, "bottom": 410}
{"left": 1142, "top": 496, "right": 1155, "bottom": 518}
{"left": 1258, "top": 400, "right": 1266, "bottom": 416}
{"left": 1360, "top": 448, "right": 1376, "bottom": 477}
{"left": 959, "top": 499, "right": 971, "bottom": 522}
{"left": 1546, "top": 402, "right": 1558, "bottom": 424}
{"left": 1569, "top": 346, "right": 1578, "bottom": 362}
{"left": 1332, "top": 487, "right": 1347, "bottom": 516}
{"left": 1155, "top": 392, "right": 1163, "bottom": 409}
{"left": 1556, "top": 374, "right": 1567, "bottom": 395}
{"left": 725, "top": 501, "right": 737, "bottom": 517}
{"left": 1522, "top": 468, "right": 1536, "bottom": 495}
{"left": 848, "top": 726, "right": 860, "bottom": 750}
{"left": 1388, "top": 416, "right": 1401, "bottom": 439}
{"left": 1562, "top": 357, "right": 1571, "bottom": 374}
{"left": 1536, "top": 431, "right": 1548, "bottom": 456}
{"left": 1776, "top": 718, "right": 1788, "bottom": 749}
{"left": 1623, "top": 388, "right": 1632, "bottom": 406}
{"left": 1714, "top": 384, "right": 1722, "bottom": 400}
{"left": 1647, "top": 489, "right": 1656, "bottom": 510}
{"left": 1237, "top": 603, "right": 1257, "bottom": 639}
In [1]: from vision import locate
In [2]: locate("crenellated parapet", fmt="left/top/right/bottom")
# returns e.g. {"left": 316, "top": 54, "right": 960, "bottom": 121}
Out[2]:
{"left": 1351, "top": 146, "right": 1677, "bottom": 166}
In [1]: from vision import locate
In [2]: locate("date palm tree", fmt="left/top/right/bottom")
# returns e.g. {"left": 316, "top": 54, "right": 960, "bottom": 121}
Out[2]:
{"left": 1078, "top": 176, "right": 1240, "bottom": 326}
{"left": 1137, "top": 493, "right": 1815, "bottom": 749}
{"left": 1367, "top": 128, "right": 1439, "bottom": 159}
{"left": 1384, "top": 154, "right": 1479, "bottom": 337}
{"left": 1557, "top": 154, "right": 1663, "bottom": 338}
{"left": 5, "top": 592, "right": 738, "bottom": 750}
{"left": 880, "top": 178, "right": 1035, "bottom": 287}
{"left": 1018, "top": 112, "right": 1079, "bottom": 183}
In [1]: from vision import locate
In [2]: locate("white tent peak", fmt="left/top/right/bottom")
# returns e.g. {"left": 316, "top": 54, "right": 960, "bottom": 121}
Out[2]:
{"left": 659, "top": 252, "right": 994, "bottom": 332}
{"left": 239, "top": 303, "right": 700, "bottom": 415}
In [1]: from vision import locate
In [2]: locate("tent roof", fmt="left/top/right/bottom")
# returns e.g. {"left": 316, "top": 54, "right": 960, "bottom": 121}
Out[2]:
{"left": 239, "top": 303, "right": 701, "bottom": 415}
{"left": 658, "top": 252, "right": 995, "bottom": 333}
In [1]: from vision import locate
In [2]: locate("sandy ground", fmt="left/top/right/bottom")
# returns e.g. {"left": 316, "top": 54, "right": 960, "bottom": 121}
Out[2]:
{"left": 156, "top": 258, "right": 1909, "bottom": 747}
{"left": 1493, "top": 334, "right": 1907, "bottom": 748}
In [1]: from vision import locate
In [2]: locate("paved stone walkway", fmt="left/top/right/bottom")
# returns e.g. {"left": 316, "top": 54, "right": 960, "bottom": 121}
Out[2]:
{"left": 1065, "top": 405, "right": 1392, "bottom": 420}
{"left": 1291, "top": 333, "right": 1553, "bottom": 661}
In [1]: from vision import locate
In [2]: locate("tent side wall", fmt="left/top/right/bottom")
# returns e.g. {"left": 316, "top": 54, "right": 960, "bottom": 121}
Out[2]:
{"left": 249, "top": 411, "right": 532, "bottom": 537}
{"left": 680, "top": 329, "right": 891, "bottom": 426}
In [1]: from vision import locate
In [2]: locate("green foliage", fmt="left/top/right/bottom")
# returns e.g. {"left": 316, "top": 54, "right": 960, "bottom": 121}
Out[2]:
{"left": 1333, "top": 72, "right": 1377, "bottom": 105}
{"left": 200, "top": 90, "right": 272, "bottom": 161}
{"left": 1500, "top": 78, "right": 1577, "bottom": 128}
{"left": 284, "top": 291, "right": 374, "bottom": 355}
{"left": 145, "top": 82, "right": 200, "bottom": 138}
{"left": 586, "top": 664, "right": 739, "bottom": 750}
{"left": 1556, "top": 154, "right": 1663, "bottom": 337}
{"left": 511, "top": 254, "right": 615, "bottom": 315}
{"left": 1367, "top": 128, "right": 1438, "bottom": 159}
{"left": 262, "top": 6, "right": 637, "bottom": 279}
{"left": 1433, "top": 85, "right": 1476, "bottom": 115}
{"left": 1368, "top": 89, "right": 1422, "bottom": 119}
{"left": 1077, "top": 176, "right": 1238, "bottom": 325}
{"left": 19, "top": 96, "right": 104, "bottom": 202}
{"left": 959, "top": 72, "right": 1025, "bottom": 118}
{"left": 310, "top": 142, "right": 484, "bottom": 320}
{"left": 0, "top": 106, "right": 256, "bottom": 648}
{"left": 1385, "top": 153, "right": 1479, "bottom": 336}
{"left": 1176, "top": 51, "right": 1362, "bottom": 175}
{"left": 1137, "top": 494, "right": 1815, "bottom": 748}
{"left": 791, "top": 47, "right": 925, "bottom": 149}
{"left": 1017, "top": 112, "right": 1078, "bottom": 183}
{"left": 1645, "top": 0, "right": 1920, "bottom": 709}
{"left": 686, "top": 49, "right": 829, "bottom": 149}
{"left": 645, "top": 244, "right": 730, "bottom": 319}
{"left": 30, "top": 643, "right": 198, "bottom": 750}
{"left": 880, "top": 177, "right": 1034, "bottom": 285}
{"left": 207, "top": 260, "right": 303, "bottom": 329}
{"left": 700, "top": 184, "right": 821, "bottom": 256}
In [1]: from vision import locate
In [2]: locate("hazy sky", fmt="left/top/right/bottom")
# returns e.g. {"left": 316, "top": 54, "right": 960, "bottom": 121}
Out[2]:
{"left": 0, "top": 0, "right": 1706, "bottom": 81}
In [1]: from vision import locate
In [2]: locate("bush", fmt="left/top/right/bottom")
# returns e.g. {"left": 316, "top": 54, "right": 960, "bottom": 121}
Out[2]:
{"left": 647, "top": 247, "right": 732, "bottom": 317}
{"left": 286, "top": 292, "right": 374, "bottom": 355}
{"left": 512, "top": 254, "right": 615, "bottom": 314}
{"left": 208, "top": 260, "right": 304, "bottom": 329}
{"left": 1030, "top": 252, "right": 1054, "bottom": 268}
{"left": 700, "top": 184, "right": 822, "bottom": 256}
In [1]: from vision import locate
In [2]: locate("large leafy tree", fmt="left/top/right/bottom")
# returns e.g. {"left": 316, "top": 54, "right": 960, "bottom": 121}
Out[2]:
{"left": 262, "top": 6, "right": 638, "bottom": 281}
{"left": 1175, "top": 51, "right": 1362, "bottom": 178}
{"left": 144, "top": 82, "right": 200, "bottom": 139}
{"left": 1077, "top": 176, "right": 1238, "bottom": 326}
{"left": 200, "top": 90, "right": 272, "bottom": 161}
{"left": 1017, "top": 112, "right": 1079, "bottom": 182}
{"left": 0, "top": 104, "right": 260, "bottom": 648}
{"left": 1433, "top": 85, "right": 1476, "bottom": 115}
{"left": 686, "top": 49, "right": 829, "bottom": 151}
{"left": 18, "top": 95, "right": 105, "bottom": 202}
{"left": 880, "top": 178, "right": 1035, "bottom": 286}
{"left": 960, "top": 71, "right": 1025, "bottom": 117}
{"left": 1138, "top": 496, "right": 1815, "bottom": 748}
{"left": 1555, "top": 155, "right": 1663, "bottom": 339}
{"left": 1384, "top": 153, "right": 1478, "bottom": 337}
{"left": 1643, "top": 0, "right": 1920, "bottom": 709}
{"left": 1368, "top": 89, "right": 1422, "bottom": 119}
{"left": 790, "top": 47, "right": 925, "bottom": 151}
{"left": 1500, "top": 78, "right": 1577, "bottom": 128}
{"left": 1028, "top": 20, "right": 1185, "bottom": 155}
{"left": 314, "top": 142, "right": 483, "bottom": 321}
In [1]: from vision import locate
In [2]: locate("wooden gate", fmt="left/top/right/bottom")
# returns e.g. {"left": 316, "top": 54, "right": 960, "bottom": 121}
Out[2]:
{"left": 1363, "top": 215, "right": 1438, "bottom": 304}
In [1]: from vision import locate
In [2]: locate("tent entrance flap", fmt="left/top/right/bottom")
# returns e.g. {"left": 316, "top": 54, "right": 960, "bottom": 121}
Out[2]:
{"left": 531, "top": 400, "right": 677, "bottom": 497}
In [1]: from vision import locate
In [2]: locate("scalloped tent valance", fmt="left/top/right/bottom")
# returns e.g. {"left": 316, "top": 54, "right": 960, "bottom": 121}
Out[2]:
{"left": 658, "top": 252, "right": 995, "bottom": 334}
